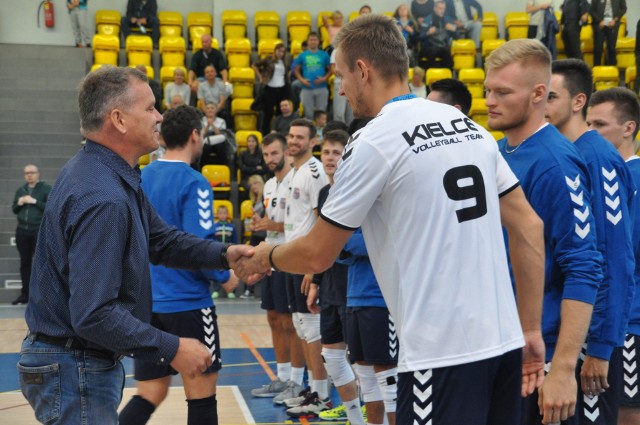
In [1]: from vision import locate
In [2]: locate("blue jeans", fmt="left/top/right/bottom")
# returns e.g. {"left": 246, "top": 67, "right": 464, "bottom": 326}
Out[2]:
{"left": 18, "top": 336, "right": 125, "bottom": 424}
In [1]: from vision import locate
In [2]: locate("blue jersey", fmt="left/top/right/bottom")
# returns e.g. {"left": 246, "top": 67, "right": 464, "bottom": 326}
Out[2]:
{"left": 574, "top": 130, "right": 636, "bottom": 359}
{"left": 498, "top": 124, "right": 603, "bottom": 361}
{"left": 626, "top": 156, "right": 640, "bottom": 336}
{"left": 338, "top": 228, "right": 387, "bottom": 308}
{"left": 293, "top": 49, "right": 330, "bottom": 89}
{"left": 141, "top": 160, "right": 229, "bottom": 313}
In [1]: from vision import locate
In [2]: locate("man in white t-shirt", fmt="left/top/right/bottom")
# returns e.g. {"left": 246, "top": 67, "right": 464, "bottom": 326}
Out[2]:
{"left": 234, "top": 14, "right": 546, "bottom": 424}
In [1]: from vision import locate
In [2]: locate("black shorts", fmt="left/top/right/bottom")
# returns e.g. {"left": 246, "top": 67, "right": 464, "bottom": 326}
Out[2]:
{"left": 285, "top": 273, "right": 310, "bottom": 314}
{"left": 320, "top": 303, "right": 347, "bottom": 345}
{"left": 397, "top": 348, "right": 522, "bottom": 424}
{"left": 260, "top": 271, "right": 290, "bottom": 313}
{"left": 346, "top": 307, "right": 398, "bottom": 365}
{"left": 622, "top": 334, "right": 640, "bottom": 408}
{"left": 134, "top": 307, "right": 222, "bottom": 381}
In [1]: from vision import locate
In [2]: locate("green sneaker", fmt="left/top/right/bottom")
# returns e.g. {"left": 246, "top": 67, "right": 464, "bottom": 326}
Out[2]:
{"left": 212, "top": 291, "right": 219, "bottom": 299}
{"left": 227, "top": 292, "right": 236, "bottom": 299}
{"left": 319, "top": 404, "right": 347, "bottom": 421}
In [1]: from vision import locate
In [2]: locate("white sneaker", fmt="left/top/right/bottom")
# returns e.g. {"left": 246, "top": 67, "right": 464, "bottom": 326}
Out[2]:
{"left": 251, "top": 377, "right": 288, "bottom": 397}
{"left": 283, "top": 386, "right": 312, "bottom": 407}
{"left": 286, "top": 391, "right": 332, "bottom": 417}
{"left": 273, "top": 381, "right": 306, "bottom": 405}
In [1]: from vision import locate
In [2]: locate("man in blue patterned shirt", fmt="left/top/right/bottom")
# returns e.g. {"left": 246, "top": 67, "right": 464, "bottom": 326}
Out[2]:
{"left": 17, "top": 66, "right": 253, "bottom": 425}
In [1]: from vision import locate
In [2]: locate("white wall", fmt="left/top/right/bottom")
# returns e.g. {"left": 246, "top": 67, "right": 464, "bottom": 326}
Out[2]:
{"left": 1, "top": 0, "right": 638, "bottom": 46}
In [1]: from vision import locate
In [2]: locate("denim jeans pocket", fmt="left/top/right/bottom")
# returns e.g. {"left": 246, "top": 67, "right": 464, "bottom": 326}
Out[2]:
{"left": 17, "top": 362, "right": 61, "bottom": 424}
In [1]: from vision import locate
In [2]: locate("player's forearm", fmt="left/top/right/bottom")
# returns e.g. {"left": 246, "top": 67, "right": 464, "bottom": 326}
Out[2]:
{"left": 552, "top": 299, "right": 593, "bottom": 371}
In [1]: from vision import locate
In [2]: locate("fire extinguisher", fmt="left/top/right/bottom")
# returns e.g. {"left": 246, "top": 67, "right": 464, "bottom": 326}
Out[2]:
{"left": 37, "top": 0, "right": 55, "bottom": 28}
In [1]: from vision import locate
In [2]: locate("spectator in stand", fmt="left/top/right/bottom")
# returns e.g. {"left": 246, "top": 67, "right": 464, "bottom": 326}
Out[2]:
{"left": 136, "top": 65, "right": 162, "bottom": 112}
{"left": 121, "top": 0, "right": 160, "bottom": 49}
{"left": 247, "top": 175, "right": 267, "bottom": 247}
{"left": 590, "top": 0, "right": 627, "bottom": 66}
{"left": 237, "top": 134, "right": 266, "bottom": 191}
{"left": 417, "top": 1, "right": 457, "bottom": 70}
{"left": 560, "top": 0, "right": 589, "bottom": 60}
{"left": 411, "top": 0, "right": 435, "bottom": 25}
{"left": 67, "top": 0, "right": 91, "bottom": 48}
{"left": 409, "top": 66, "right": 427, "bottom": 98}
{"left": 11, "top": 165, "right": 51, "bottom": 305}
{"left": 253, "top": 43, "right": 291, "bottom": 136}
{"left": 189, "top": 34, "right": 229, "bottom": 95}
{"left": 164, "top": 68, "right": 191, "bottom": 110}
{"left": 212, "top": 205, "right": 239, "bottom": 299}
{"left": 272, "top": 99, "right": 299, "bottom": 136}
{"left": 322, "top": 11, "right": 345, "bottom": 53}
{"left": 526, "top": 1, "right": 554, "bottom": 40}
{"left": 445, "top": 0, "right": 482, "bottom": 49}
{"left": 290, "top": 40, "right": 308, "bottom": 111}
{"left": 427, "top": 77, "right": 472, "bottom": 115}
{"left": 314, "top": 110, "right": 328, "bottom": 142}
{"left": 169, "top": 94, "right": 185, "bottom": 109}
{"left": 200, "top": 102, "right": 230, "bottom": 167}
{"left": 197, "top": 65, "right": 227, "bottom": 114}
{"left": 330, "top": 48, "right": 353, "bottom": 125}
{"left": 394, "top": 4, "right": 419, "bottom": 67}
{"left": 359, "top": 5, "right": 372, "bottom": 15}
{"left": 293, "top": 33, "right": 331, "bottom": 120}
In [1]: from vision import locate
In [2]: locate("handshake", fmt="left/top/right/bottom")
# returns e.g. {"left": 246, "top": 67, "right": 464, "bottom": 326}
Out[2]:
{"left": 226, "top": 242, "right": 275, "bottom": 282}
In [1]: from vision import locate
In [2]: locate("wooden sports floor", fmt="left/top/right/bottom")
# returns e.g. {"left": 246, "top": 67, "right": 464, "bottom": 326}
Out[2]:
{"left": 0, "top": 300, "right": 341, "bottom": 424}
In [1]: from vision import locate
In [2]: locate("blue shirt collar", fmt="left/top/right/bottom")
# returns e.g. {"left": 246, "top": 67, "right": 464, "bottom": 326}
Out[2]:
{"left": 84, "top": 140, "right": 142, "bottom": 192}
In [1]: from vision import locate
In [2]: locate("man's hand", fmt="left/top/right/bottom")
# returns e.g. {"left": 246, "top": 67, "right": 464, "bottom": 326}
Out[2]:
{"left": 580, "top": 355, "right": 609, "bottom": 396}
{"left": 538, "top": 365, "right": 577, "bottom": 424}
{"left": 301, "top": 78, "right": 311, "bottom": 87}
{"left": 306, "top": 283, "right": 320, "bottom": 313}
{"left": 139, "top": 17, "right": 147, "bottom": 26}
{"left": 301, "top": 274, "right": 313, "bottom": 296}
{"left": 232, "top": 242, "right": 272, "bottom": 282}
{"left": 521, "top": 330, "right": 545, "bottom": 397}
{"left": 170, "top": 337, "right": 213, "bottom": 379}
{"left": 222, "top": 269, "right": 240, "bottom": 293}
{"left": 427, "top": 26, "right": 437, "bottom": 35}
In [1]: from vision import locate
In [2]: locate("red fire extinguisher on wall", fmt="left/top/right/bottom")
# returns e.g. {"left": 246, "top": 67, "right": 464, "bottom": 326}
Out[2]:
{"left": 37, "top": 0, "right": 55, "bottom": 28}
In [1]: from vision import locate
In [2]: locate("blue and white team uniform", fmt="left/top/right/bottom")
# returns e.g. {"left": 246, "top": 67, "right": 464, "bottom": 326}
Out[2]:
{"left": 321, "top": 96, "right": 525, "bottom": 424}
{"left": 622, "top": 155, "right": 640, "bottom": 408}
{"left": 497, "top": 124, "right": 604, "bottom": 425}
{"left": 572, "top": 130, "right": 635, "bottom": 424}
{"left": 138, "top": 159, "right": 229, "bottom": 379}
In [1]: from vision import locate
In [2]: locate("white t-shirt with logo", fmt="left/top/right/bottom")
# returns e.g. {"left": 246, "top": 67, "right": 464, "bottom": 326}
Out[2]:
{"left": 320, "top": 97, "right": 524, "bottom": 372}
{"left": 263, "top": 172, "right": 291, "bottom": 245}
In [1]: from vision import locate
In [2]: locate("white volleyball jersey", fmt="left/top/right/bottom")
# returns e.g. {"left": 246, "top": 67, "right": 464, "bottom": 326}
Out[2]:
{"left": 284, "top": 156, "right": 328, "bottom": 242}
{"left": 263, "top": 172, "right": 291, "bottom": 245}
{"left": 320, "top": 97, "right": 524, "bottom": 372}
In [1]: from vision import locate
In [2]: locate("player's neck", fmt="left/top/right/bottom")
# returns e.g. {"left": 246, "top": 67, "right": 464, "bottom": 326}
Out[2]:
{"left": 373, "top": 82, "right": 412, "bottom": 116}
{"left": 561, "top": 116, "right": 589, "bottom": 143}
{"left": 292, "top": 151, "right": 312, "bottom": 169}
{"left": 275, "top": 165, "right": 292, "bottom": 181}
{"left": 504, "top": 116, "right": 547, "bottom": 147}
{"left": 162, "top": 149, "right": 191, "bottom": 164}
{"left": 619, "top": 140, "right": 636, "bottom": 160}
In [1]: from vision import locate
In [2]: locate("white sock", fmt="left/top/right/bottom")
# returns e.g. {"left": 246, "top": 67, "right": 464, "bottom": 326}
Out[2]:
{"left": 314, "top": 379, "right": 328, "bottom": 399}
{"left": 277, "top": 362, "right": 291, "bottom": 382}
{"left": 344, "top": 398, "right": 365, "bottom": 425}
{"left": 291, "top": 367, "right": 305, "bottom": 385}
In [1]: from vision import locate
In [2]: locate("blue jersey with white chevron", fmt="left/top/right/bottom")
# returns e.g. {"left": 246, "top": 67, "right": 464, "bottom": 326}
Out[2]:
{"left": 574, "top": 130, "right": 636, "bottom": 359}
{"left": 141, "top": 160, "right": 229, "bottom": 313}
{"left": 498, "top": 124, "right": 603, "bottom": 362}
{"left": 626, "top": 156, "right": 640, "bottom": 336}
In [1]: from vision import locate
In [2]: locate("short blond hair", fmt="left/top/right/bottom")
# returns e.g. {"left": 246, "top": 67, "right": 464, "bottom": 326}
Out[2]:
{"left": 485, "top": 39, "right": 551, "bottom": 83}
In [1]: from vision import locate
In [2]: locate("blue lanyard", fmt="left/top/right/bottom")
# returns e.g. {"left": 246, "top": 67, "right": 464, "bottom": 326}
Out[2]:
{"left": 386, "top": 93, "right": 417, "bottom": 104}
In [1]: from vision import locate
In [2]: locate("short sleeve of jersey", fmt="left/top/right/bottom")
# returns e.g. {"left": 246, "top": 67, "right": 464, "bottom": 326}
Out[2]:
{"left": 495, "top": 149, "right": 519, "bottom": 196}
{"left": 321, "top": 134, "right": 391, "bottom": 230}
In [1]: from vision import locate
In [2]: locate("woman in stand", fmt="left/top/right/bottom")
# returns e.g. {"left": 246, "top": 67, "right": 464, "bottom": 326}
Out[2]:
{"left": 237, "top": 134, "right": 266, "bottom": 192}
{"left": 252, "top": 43, "right": 291, "bottom": 136}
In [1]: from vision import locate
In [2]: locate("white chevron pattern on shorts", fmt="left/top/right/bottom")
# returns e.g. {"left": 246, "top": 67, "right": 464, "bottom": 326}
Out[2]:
{"left": 388, "top": 315, "right": 398, "bottom": 358}
{"left": 201, "top": 308, "right": 217, "bottom": 362}
{"left": 624, "top": 335, "right": 639, "bottom": 398}
{"left": 413, "top": 370, "right": 433, "bottom": 425}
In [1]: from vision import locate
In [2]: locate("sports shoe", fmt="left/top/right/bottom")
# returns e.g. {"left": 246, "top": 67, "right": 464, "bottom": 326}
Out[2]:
{"left": 286, "top": 391, "right": 332, "bottom": 417}
{"left": 319, "top": 404, "right": 346, "bottom": 421}
{"left": 273, "top": 382, "right": 306, "bottom": 405}
{"left": 283, "top": 386, "right": 312, "bottom": 407}
{"left": 211, "top": 291, "right": 219, "bottom": 299}
{"left": 251, "top": 378, "right": 288, "bottom": 397}
{"left": 227, "top": 292, "right": 236, "bottom": 299}
{"left": 239, "top": 289, "right": 255, "bottom": 299}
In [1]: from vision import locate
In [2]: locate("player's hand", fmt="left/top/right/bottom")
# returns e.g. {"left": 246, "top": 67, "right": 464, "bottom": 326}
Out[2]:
{"left": 222, "top": 269, "right": 240, "bottom": 292}
{"left": 521, "top": 330, "right": 545, "bottom": 397}
{"left": 301, "top": 274, "right": 313, "bottom": 296}
{"left": 580, "top": 355, "right": 609, "bottom": 396}
{"left": 170, "top": 337, "right": 212, "bottom": 379}
{"left": 538, "top": 365, "right": 577, "bottom": 424}
{"left": 232, "top": 242, "right": 272, "bottom": 282}
{"left": 306, "top": 283, "right": 320, "bottom": 314}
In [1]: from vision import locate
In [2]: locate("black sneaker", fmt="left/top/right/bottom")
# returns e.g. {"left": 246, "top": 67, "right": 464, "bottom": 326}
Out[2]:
{"left": 11, "top": 295, "right": 28, "bottom": 305}
{"left": 286, "top": 391, "right": 332, "bottom": 417}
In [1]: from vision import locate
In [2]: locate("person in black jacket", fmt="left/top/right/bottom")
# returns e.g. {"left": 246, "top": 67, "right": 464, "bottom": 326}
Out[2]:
{"left": 11, "top": 165, "right": 51, "bottom": 305}
{"left": 237, "top": 134, "right": 267, "bottom": 191}
{"left": 590, "top": 0, "right": 627, "bottom": 66}
{"left": 121, "top": 0, "right": 160, "bottom": 48}
{"left": 561, "top": 0, "right": 589, "bottom": 60}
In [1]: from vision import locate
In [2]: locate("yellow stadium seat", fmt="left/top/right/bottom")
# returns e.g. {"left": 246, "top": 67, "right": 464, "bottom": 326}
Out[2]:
{"left": 317, "top": 11, "right": 333, "bottom": 49}
{"left": 581, "top": 37, "right": 594, "bottom": 67}
{"left": 255, "top": 11, "right": 280, "bottom": 43}
{"left": 382, "top": 12, "right": 394, "bottom": 18}
{"left": 126, "top": 35, "right": 152, "bottom": 66}
{"left": 158, "top": 11, "right": 182, "bottom": 38}
{"left": 482, "top": 38, "right": 506, "bottom": 59}
{"left": 240, "top": 200, "right": 254, "bottom": 238}
{"left": 187, "top": 12, "right": 212, "bottom": 47}
{"left": 258, "top": 38, "right": 284, "bottom": 59}
{"left": 130, "top": 64, "right": 154, "bottom": 79}
{"left": 451, "top": 39, "right": 476, "bottom": 71}
{"left": 426, "top": 68, "right": 453, "bottom": 86}
{"left": 138, "top": 154, "right": 150, "bottom": 166}
{"left": 580, "top": 20, "right": 593, "bottom": 43}
{"left": 592, "top": 66, "right": 620, "bottom": 91}
{"left": 489, "top": 131, "right": 505, "bottom": 141}
{"left": 291, "top": 40, "right": 304, "bottom": 58}
{"left": 232, "top": 98, "right": 258, "bottom": 131}
{"left": 619, "top": 15, "right": 627, "bottom": 38}
{"left": 221, "top": 10, "right": 247, "bottom": 43}
{"left": 555, "top": 11, "right": 567, "bottom": 59}
{"left": 201, "top": 165, "right": 231, "bottom": 197}
{"left": 458, "top": 68, "right": 486, "bottom": 99}
{"left": 95, "top": 10, "right": 121, "bottom": 36}
{"left": 287, "top": 11, "right": 312, "bottom": 45}
{"left": 192, "top": 36, "right": 219, "bottom": 53}
{"left": 349, "top": 11, "right": 360, "bottom": 22}
{"left": 159, "top": 36, "right": 186, "bottom": 67}
{"left": 469, "top": 98, "right": 489, "bottom": 129}
{"left": 91, "top": 63, "right": 104, "bottom": 72}
{"left": 616, "top": 37, "right": 636, "bottom": 71}
{"left": 481, "top": 12, "right": 498, "bottom": 42}
{"left": 213, "top": 200, "right": 234, "bottom": 220}
{"left": 225, "top": 38, "right": 252, "bottom": 68}
{"left": 160, "top": 65, "right": 187, "bottom": 88}
{"left": 626, "top": 66, "right": 637, "bottom": 89}
{"left": 92, "top": 34, "right": 120, "bottom": 66}
{"left": 505, "top": 12, "right": 529, "bottom": 40}
{"left": 235, "top": 130, "right": 263, "bottom": 151}
{"left": 229, "top": 67, "right": 256, "bottom": 99}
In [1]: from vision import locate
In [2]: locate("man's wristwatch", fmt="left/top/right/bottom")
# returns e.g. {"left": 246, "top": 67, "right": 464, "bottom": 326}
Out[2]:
{"left": 220, "top": 243, "right": 232, "bottom": 269}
